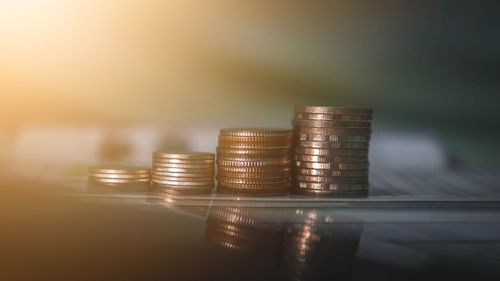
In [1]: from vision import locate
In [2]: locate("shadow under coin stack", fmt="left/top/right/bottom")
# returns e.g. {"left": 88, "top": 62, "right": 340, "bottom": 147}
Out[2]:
{"left": 151, "top": 151, "right": 215, "bottom": 194}
{"left": 292, "top": 106, "right": 373, "bottom": 197}
{"left": 216, "top": 128, "right": 293, "bottom": 196}
{"left": 87, "top": 165, "right": 151, "bottom": 191}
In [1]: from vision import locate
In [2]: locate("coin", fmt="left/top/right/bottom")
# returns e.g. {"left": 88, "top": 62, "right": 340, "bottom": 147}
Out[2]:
{"left": 295, "top": 127, "right": 372, "bottom": 135}
{"left": 152, "top": 171, "right": 214, "bottom": 177}
{"left": 153, "top": 162, "right": 214, "bottom": 169}
{"left": 218, "top": 135, "right": 293, "bottom": 143}
{"left": 294, "top": 162, "right": 369, "bottom": 170}
{"left": 217, "top": 182, "right": 291, "bottom": 190}
{"left": 217, "top": 159, "right": 291, "bottom": 167}
{"left": 88, "top": 177, "right": 151, "bottom": 184}
{"left": 152, "top": 166, "right": 214, "bottom": 173}
{"left": 153, "top": 157, "right": 214, "bottom": 164}
{"left": 295, "top": 175, "right": 368, "bottom": 183}
{"left": 152, "top": 175, "right": 214, "bottom": 182}
{"left": 295, "top": 148, "right": 368, "bottom": 156}
{"left": 216, "top": 147, "right": 291, "bottom": 155}
{"left": 294, "top": 155, "right": 368, "bottom": 162}
{"left": 153, "top": 151, "right": 214, "bottom": 160}
{"left": 292, "top": 119, "right": 370, "bottom": 128}
{"left": 217, "top": 171, "right": 291, "bottom": 178}
{"left": 217, "top": 141, "right": 292, "bottom": 148}
{"left": 296, "top": 141, "right": 369, "bottom": 149}
{"left": 294, "top": 182, "right": 369, "bottom": 190}
{"left": 216, "top": 166, "right": 291, "bottom": 173}
{"left": 297, "top": 134, "right": 370, "bottom": 142}
{"left": 151, "top": 179, "right": 214, "bottom": 186}
{"left": 295, "top": 113, "right": 373, "bottom": 121}
{"left": 295, "top": 106, "right": 373, "bottom": 115}
{"left": 216, "top": 176, "right": 290, "bottom": 184}
{"left": 88, "top": 173, "right": 150, "bottom": 179}
{"left": 88, "top": 165, "right": 150, "bottom": 174}
{"left": 219, "top": 128, "right": 293, "bottom": 137}
{"left": 296, "top": 168, "right": 368, "bottom": 177}
{"left": 216, "top": 154, "right": 291, "bottom": 161}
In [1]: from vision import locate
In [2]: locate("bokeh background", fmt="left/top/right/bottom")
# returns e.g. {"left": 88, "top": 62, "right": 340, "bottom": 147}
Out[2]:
{"left": 1, "top": 0, "right": 499, "bottom": 168}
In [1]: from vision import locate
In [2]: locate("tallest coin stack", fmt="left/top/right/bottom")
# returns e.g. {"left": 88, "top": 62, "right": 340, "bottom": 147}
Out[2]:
{"left": 292, "top": 106, "right": 373, "bottom": 197}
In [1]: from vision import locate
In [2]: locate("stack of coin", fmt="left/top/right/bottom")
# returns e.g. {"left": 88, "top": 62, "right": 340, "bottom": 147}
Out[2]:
{"left": 151, "top": 151, "right": 215, "bottom": 194}
{"left": 216, "top": 128, "right": 293, "bottom": 196}
{"left": 292, "top": 106, "right": 373, "bottom": 197}
{"left": 87, "top": 165, "right": 151, "bottom": 191}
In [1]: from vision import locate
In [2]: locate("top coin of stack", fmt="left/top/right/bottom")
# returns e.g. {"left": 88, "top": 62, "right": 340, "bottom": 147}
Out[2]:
{"left": 151, "top": 151, "right": 215, "bottom": 194}
{"left": 216, "top": 128, "right": 293, "bottom": 196}
{"left": 292, "top": 106, "right": 373, "bottom": 197}
{"left": 87, "top": 165, "right": 151, "bottom": 191}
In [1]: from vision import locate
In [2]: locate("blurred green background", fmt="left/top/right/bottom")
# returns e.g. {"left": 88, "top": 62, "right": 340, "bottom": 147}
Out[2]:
{"left": 1, "top": 0, "right": 499, "bottom": 167}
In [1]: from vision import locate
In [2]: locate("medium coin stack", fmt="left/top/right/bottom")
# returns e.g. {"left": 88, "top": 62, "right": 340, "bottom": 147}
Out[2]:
{"left": 151, "top": 151, "right": 215, "bottom": 194}
{"left": 292, "top": 106, "right": 373, "bottom": 197}
{"left": 216, "top": 128, "right": 293, "bottom": 196}
{"left": 87, "top": 165, "right": 151, "bottom": 191}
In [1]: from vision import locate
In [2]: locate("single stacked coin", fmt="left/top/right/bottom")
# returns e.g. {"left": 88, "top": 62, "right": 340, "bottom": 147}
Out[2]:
{"left": 152, "top": 151, "right": 215, "bottom": 194}
{"left": 292, "top": 106, "right": 373, "bottom": 197}
{"left": 216, "top": 128, "right": 293, "bottom": 196}
{"left": 87, "top": 165, "right": 151, "bottom": 191}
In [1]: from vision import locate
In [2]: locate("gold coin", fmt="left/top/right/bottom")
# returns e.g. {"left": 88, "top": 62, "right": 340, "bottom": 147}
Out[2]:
{"left": 153, "top": 167, "right": 214, "bottom": 173}
{"left": 294, "top": 182, "right": 369, "bottom": 191}
{"left": 295, "top": 175, "right": 368, "bottom": 183}
{"left": 153, "top": 162, "right": 214, "bottom": 169}
{"left": 217, "top": 141, "right": 292, "bottom": 148}
{"left": 219, "top": 128, "right": 293, "bottom": 137}
{"left": 295, "top": 106, "right": 373, "bottom": 115}
{"left": 153, "top": 157, "right": 214, "bottom": 164}
{"left": 152, "top": 171, "right": 214, "bottom": 177}
{"left": 296, "top": 168, "right": 368, "bottom": 177}
{"left": 295, "top": 127, "right": 372, "bottom": 136}
{"left": 298, "top": 134, "right": 370, "bottom": 142}
{"left": 217, "top": 154, "right": 291, "bottom": 161}
{"left": 292, "top": 119, "right": 371, "bottom": 128}
{"left": 218, "top": 135, "right": 293, "bottom": 143}
{"left": 294, "top": 162, "right": 369, "bottom": 170}
{"left": 216, "top": 166, "right": 291, "bottom": 173}
{"left": 295, "top": 113, "right": 373, "bottom": 121}
{"left": 88, "top": 177, "right": 151, "bottom": 184}
{"left": 216, "top": 147, "right": 291, "bottom": 155}
{"left": 217, "top": 159, "right": 291, "bottom": 167}
{"left": 217, "top": 171, "right": 291, "bottom": 178}
{"left": 88, "top": 173, "right": 150, "bottom": 179}
{"left": 216, "top": 176, "right": 290, "bottom": 185}
{"left": 296, "top": 141, "right": 369, "bottom": 149}
{"left": 294, "top": 155, "right": 367, "bottom": 163}
{"left": 88, "top": 165, "right": 150, "bottom": 174}
{"left": 152, "top": 175, "right": 214, "bottom": 182}
{"left": 151, "top": 179, "right": 214, "bottom": 186}
{"left": 153, "top": 151, "right": 214, "bottom": 160}
{"left": 295, "top": 148, "right": 368, "bottom": 156}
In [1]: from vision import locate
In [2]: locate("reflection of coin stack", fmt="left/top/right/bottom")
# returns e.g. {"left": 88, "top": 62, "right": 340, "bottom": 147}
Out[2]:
{"left": 284, "top": 209, "right": 363, "bottom": 281}
{"left": 87, "top": 165, "right": 151, "bottom": 191}
{"left": 151, "top": 151, "right": 215, "bottom": 194}
{"left": 206, "top": 206, "right": 284, "bottom": 257}
{"left": 216, "top": 128, "right": 293, "bottom": 196}
{"left": 292, "top": 106, "right": 373, "bottom": 197}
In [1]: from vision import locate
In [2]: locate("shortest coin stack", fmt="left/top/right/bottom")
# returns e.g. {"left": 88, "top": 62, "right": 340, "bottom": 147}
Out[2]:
{"left": 87, "top": 165, "right": 151, "bottom": 191}
{"left": 151, "top": 151, "right": 215, "bottom": 194}
{"left": 216, "top": 128, "right": 293, "bottom": 196}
